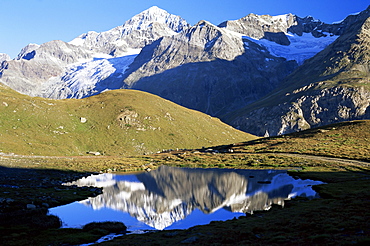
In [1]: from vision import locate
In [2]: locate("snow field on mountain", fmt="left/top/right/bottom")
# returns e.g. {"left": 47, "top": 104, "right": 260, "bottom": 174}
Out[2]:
{"left": 58, "top": 50, "right": 140, "bottom": 98}
{"left": 246, "top": 32, "right": 339, "bottom": 65}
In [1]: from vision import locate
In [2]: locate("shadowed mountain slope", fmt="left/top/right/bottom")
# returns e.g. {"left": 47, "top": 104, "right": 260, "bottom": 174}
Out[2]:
{"left": 224, "top": 6, "right": 370, "bottom": 136}
{"left": 123, "top": 20, "right": 296, "bottom": 116}
{"left": 1, "top": 6, "right": 369, "bottom": 137}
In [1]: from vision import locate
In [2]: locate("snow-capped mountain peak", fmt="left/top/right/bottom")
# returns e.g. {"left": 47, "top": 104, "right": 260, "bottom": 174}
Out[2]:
{"left": 30, "top": 7, "right": 192, "bottom": 99}
{"left": 68, "top": 6, "right": 189, "bottom": 57}
{"left": 121, "top": 6, "right": 190, "bottom": 35}
{"left": 2, "top": 4, "right": 369, "bottom": 135}
{"left": 16, "top": 43, "right": 40, "bottom": 60}
{"left": 0, "top": 53, "right": 10, "bottom": 62}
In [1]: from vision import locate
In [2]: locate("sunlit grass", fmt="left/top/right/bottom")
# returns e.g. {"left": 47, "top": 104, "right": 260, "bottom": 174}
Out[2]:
{"left": 0, "top": 84, "right": 255, "bottom": 156}
{"left": 0, "top": 90, "right": 369, "bottom": 246}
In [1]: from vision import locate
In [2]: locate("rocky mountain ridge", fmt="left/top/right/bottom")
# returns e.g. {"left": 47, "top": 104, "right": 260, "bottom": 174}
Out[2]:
{"left": 1, "top": 6, "right": 346, "bottom": 99}
{"left": 218, "top": 12, "right": 357, "bottom": 45}
{"left": 69, "top": 6, "right": 190, "bottom": 56}
{"left": 122, "top": 19, "right": 297, "bottom": 116}
{"left": 1, "top": 5, "right": 369, "bottom": 136}
{"left": 226, "top": 6, "right": 370, "bottom": 135}
{"left": 0, "top": 6, "right": 189, "bottom": 98}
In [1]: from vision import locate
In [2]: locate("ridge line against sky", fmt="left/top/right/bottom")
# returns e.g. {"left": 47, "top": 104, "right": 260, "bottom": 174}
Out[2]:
{"left": 0, "top": 0, "right": 369, "bottom": 58}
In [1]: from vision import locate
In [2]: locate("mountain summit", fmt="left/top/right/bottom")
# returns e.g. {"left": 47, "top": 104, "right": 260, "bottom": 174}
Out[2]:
{"left": 120, "top": 6, "right": 190, "bottom": 34}
{"left": 121, "top": 19, "right": 296, "bottom": 116}
{"left": 69, "top": 6, "right": 190, "bottom": 56}
{"left": 0, "top": 53, "right": 10, "bottom": 63}
{"left": 1, "top": 6, "right": 369, "bottom": 136}
{"left": 0, "top": 6, "right": 189, "bottom": 98}
{"left": 225, "top": 6, "right": 370, "bottom": 135}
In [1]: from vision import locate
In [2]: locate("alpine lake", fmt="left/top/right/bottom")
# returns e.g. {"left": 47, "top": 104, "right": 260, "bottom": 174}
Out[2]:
{"left": 49, "top": 166, "right": 323, "bottom": 233}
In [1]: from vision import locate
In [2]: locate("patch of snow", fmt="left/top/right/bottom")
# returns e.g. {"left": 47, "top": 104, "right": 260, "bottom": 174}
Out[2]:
{"left": 43, "top": 49, "right": 140, "bottom": 99}
{"left": 79, "top": 233, "right": 124, "bottom": 246}
{"left": 69, "top": 31, "right": 99, "bottom": 46}
{"left": 245, "top": 32, "right": 338, "bottom": 65}
{"left": 224, "top": 25, "right": 338, "bottom": 65}
{"left": 121, "top": 6, "right": 189, "bottom": 35}
{"left": 65, "top": 173, "right": 144, "bottom": 188}
{"left": 65, "top": 173, "right": 117, "bottom": 188}
{"left": 69, "top": 37, "right": 85, "bottom": 46}
{"left": 247, "top": 172, "right": 324, "bottom": 198}
{"left": 271, "top": 14, "right": 291, "bottom": 22}
{"left": 305, "top": 15, "right": 321, "bottom": 22}
{"left": 0, "top": 53, "right": 11, "bottom": 62}
{"left": 271, "top": 173, "right": 324, "bottom": 198}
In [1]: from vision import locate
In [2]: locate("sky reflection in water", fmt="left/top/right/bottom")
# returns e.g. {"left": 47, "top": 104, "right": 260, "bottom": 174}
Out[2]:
{"left": 49, "top": 166, "right": 323, "bottom": 231}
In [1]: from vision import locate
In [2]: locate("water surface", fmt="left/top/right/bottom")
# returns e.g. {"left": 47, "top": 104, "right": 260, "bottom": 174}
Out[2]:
{"left": 49, "top": 166, "right": 323, "bottom": 231}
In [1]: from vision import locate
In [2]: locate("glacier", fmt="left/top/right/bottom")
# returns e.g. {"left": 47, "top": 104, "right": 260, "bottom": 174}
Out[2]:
{"left": 42, "top": 50, "right": 141, "bottom": 99}
{"left": 246, "top": 32, "right": 339, "bottom": 65}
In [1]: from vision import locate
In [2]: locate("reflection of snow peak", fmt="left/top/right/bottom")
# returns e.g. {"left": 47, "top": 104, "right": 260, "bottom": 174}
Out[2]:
{"left": 63, "top": 167, "right": 324, "bottom": 230}
{"left": 266, "top": 173, "right": 323, "bottom": 198}
{"left": 80, "top": 182, "right": 189, "bottom": 230}
{"left": 64, "top": 173, "right": 117, "bottom": 187}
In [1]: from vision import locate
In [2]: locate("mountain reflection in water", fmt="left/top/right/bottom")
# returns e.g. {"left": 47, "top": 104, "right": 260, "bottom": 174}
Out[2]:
{"left": 50, "top": 166, "right": 324, "bottom": 230}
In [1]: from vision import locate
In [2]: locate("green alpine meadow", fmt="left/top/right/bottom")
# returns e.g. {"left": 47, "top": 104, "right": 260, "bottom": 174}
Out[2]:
{"left": 0, "top": 4, "right": 369, "bottom": 246}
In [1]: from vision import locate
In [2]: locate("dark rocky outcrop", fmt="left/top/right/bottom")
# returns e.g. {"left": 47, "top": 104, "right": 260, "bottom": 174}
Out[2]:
{"left": 225, "top": 6, "right": 370, "bottom": 136}
{"left": 1, "top": 6, "right": 369, "bottom": 136}
{"left": 0, "top": 7, "right": 189, "bottom": 98}
{"left": 124, "top": 20, "right": 297, "bottom": 116}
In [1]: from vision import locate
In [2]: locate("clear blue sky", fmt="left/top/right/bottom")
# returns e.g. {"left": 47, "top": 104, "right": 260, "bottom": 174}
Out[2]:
{"left": 0, "top": 0, "right": 369, "bottom": 58}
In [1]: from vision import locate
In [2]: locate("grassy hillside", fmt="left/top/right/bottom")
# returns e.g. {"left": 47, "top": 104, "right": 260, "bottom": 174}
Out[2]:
{"left": 0, "top": 84, "right": 256, "bottom": 156}
{"left": 96, "top": 120, "right": 368, "bottom": 245}
{"left": 140, "top": 120, "right": 370, "bottom": 173}
{"left": 1, "top": 120, "right": 368, "bottom": 245}
{"left": 0, "top": 119, "right": 369, "bottom": 245}
{"left": 238, "top": 120, "right": 370, "bottom": 161}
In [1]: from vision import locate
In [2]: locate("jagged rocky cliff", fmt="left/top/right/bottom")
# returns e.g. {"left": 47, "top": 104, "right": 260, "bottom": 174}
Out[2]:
{"left": 121, "top": 11, "right": 356, "bottom": 116}
{"left": 1, "top": 5, "right": 369, "bottom": 135}
{"left": 123, "top": 20, "right": 297, "bottom": 116}
{"left": 0, "top": 6, "right": 189, "bottom": 98}
{"left": 69, "top": 6, "right": 190, "bottom": 55}
{"left": 226, "top": 7, "right": 370, "bottom": 136}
